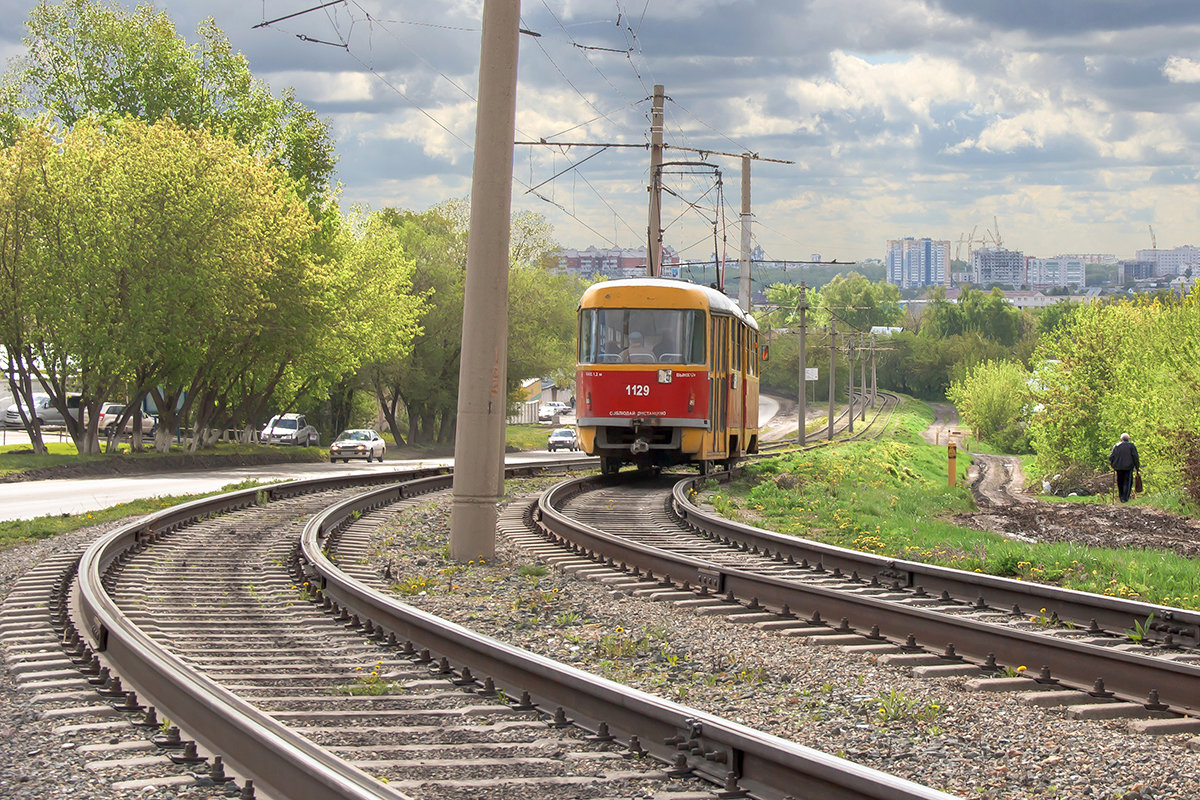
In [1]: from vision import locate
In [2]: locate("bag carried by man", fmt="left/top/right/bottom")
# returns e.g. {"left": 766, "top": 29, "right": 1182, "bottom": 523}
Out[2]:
{"left": 1134, "top": 470, "right": 1143, "bottom": 493}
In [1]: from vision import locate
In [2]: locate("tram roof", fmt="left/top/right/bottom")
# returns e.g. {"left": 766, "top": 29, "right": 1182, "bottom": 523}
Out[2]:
{"left": 579, "top": 278, "right": 758, "bottom": 330}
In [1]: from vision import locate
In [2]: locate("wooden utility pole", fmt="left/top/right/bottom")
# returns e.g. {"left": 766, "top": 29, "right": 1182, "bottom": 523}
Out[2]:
{"left": 871, "top": 333, "right": 878, "bottom": 406}
{"left": 739, "top": 154, "right": 752, "bottom": 312}
{"left": 797, "top": 283, "right": 807, "bottom": 446}
{"left": 449, "top": 0, "right": 521, "bottom": 561}
{"left": 647, "top": 84, "right": 665, "bottom": 277}
{"left": 827, "top": 325, "right": 836, "bottom": 441}
{"left": 859, "top": 333, "right": 867, "bottom": 421}
{"left": 847, "top": 334, "right": 855, "bottom": 434}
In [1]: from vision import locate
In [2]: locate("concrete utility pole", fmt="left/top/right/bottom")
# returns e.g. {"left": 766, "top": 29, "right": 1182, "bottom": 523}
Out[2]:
{"left": 827, "top": 325, "right": 836, "bottom": 441}
{"left": 847, "top": 334, "right": 855, "bottom": 435}
{"left": 739, "top": 154, "right": 752, "bottom": 312}
{"left": 859, "top": 333, "right": 867, "bottom": 421}
{"left": 797, "top": 283, "right": 807, "bottom": 446}
{"left": 449, "top": 0, "right": 521, "bottom": 562}
{"left": 647, "top": 84, "right": 665, "bottom": 277}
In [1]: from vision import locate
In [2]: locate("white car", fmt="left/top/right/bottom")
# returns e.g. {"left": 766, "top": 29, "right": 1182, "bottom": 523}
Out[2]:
{"left": 537, "top": 401, "right": 569, "bottom": 422}
{"left": 329, "top": 429, "right": 386, "bottom": 462}
{"left": 261, "top": 413, "right": 319, "bottom": 446}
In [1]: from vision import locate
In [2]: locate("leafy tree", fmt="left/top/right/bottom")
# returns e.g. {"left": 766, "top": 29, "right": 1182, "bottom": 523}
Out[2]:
{"left": 322, "top": 211, "right": 427, "bottom": 435}
{"left": 946, "top": 360, "right": 1032, "bottom": 453}
{"left": 370, "top": 205, "right": 467, "bottom": 446}
{"left": 1027, "top": 293, "right": 1200, "bottom": 486}
{"left": 1, "top": 0, "right": 336, "bottom": 210}
{"left": 0, "top": 120, "right": 53, "bottom": 452}
{"left": 4, "top": 117, "right": 322, "bottom": 454}
{"left": 818, "top": 271, "right": 902, "bottom": 331}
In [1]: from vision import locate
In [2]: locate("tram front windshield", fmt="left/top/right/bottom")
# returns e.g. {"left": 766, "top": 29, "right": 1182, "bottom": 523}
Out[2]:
{"left": 579, "top": 308, "right": 705, "bottom": 365}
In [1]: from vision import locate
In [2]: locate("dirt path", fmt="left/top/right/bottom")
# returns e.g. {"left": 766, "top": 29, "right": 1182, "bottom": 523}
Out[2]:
{"left": 915, "top": 407, "right": 1200, "bottom": 557}
{"left": 921, "top": 402, "right": 967, "bottom": 446}
{"left": 958, "top": 452, "right": 1200, "bottom": 559}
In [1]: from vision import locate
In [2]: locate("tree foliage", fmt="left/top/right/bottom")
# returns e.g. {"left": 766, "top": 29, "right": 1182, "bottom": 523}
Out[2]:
{"left": 1026, "top": 290, "right": 1200, "bottom": 489}
{"left": 1, "top": 0, "right": 336, "bottom": 210}
{"left": 946, "top": 360, "right": 1032, "bottom": 453}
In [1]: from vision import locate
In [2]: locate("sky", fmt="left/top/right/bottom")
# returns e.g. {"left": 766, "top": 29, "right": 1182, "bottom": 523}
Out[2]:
{"left": 4, "top": 0, "right": 1200, "bottom": 264}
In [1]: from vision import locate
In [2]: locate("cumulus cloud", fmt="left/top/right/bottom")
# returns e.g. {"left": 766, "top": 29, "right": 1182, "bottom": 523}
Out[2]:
{"left": 1163, "top": 55, "right": 1200, "bottom": 83}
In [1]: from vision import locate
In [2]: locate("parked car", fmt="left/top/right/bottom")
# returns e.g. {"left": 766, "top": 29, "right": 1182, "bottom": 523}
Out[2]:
{"left": 547, "top": 427, "right": 578, "bottom": 452}
{"left": 96, "top": 403, "right": 155, "bottom": 436}
{"left": 3, "top": 393, "right": 83, "bottom": 428}
{"left": 261, "top": 413, "right": 319, "bottom": 446}
{"left": 329, "top": 429, "right": 386, "bottom": 462}
{"left": 538, "top": 401, "right": 569, "bottom": 422}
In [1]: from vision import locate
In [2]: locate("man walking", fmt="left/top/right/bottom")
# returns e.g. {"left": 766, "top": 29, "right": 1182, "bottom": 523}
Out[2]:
{"left": 1108, "top": 432, "right": 1141, "bottom": 503}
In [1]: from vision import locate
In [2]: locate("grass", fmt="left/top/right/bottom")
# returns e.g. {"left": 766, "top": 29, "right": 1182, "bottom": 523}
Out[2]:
{"left": 0, "top": 479, "right": 278, "bottom": 551}
{"left": 506, "top": 423, "right": 564, "bottom": 451}
{"left": 0, "top": 439, "right": 325, "bottom": 479}
{"left": 709, "top": 397, "right": 1200, "bottom": 611}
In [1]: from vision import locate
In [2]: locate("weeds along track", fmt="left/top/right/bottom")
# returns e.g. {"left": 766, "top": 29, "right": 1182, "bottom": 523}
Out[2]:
{"left": 535, "top": 470, "right": 1200, "bottom": 744}
{"left": 6, "top": 462, "right": 954, "bottom": 800}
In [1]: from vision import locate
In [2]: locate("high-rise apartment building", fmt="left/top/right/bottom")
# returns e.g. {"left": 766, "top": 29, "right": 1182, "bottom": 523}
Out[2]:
{"left": 1133, "top": 245, "right": 1200, "bottom": 277}
{"left": 972, "top": 248, "right": 1026, "bottom": 287}
{"left": 555, "top": 245, "right": 679, "bottom": 278}
{"left": 1026, "top": 256, "right": 1086, "bottom": 290}
{"left": 885, "top": 237, "right": 950, "bottom": 289}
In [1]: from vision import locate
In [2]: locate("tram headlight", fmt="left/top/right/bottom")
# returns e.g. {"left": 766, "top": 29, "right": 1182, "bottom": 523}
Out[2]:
{"left": 657, "top": 369, "right": 672, "bottom": 384}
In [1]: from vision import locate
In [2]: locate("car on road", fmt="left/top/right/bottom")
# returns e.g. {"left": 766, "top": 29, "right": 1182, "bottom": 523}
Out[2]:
{"left": 538, "top": 401, "right": 569, "bottom": 422}
{"left": 3, "top": 394, "right": 84, "bottom": 428}
{"left": 329, "top": 429, "right": 386, "bottom": 462}
{"left": 97, "top": 403, "right": 155, "bottom": 436}
{"left": 547, "top": 427, "right": 578, "bottom": 452}
{"left": 261, "top": 413, "right": 319, "bottom": 447}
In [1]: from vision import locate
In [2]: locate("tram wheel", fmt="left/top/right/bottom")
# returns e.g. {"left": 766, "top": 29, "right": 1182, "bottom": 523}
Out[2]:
{"left": 600, "top": 457, "right": 621, "bottom": 475}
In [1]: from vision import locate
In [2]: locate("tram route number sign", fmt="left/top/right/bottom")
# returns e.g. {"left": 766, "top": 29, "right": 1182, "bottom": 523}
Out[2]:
{"left": 695, "top": 567, "right": 723, "bottom": 592}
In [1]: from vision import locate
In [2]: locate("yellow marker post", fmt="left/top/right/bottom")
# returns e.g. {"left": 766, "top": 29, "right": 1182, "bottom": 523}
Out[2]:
{"left": 948, "top": 442, "right": 957, "bottom": 487}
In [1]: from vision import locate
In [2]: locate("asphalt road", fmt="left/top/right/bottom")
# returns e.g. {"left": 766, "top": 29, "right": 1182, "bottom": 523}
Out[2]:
{"left": 0, "top": 400, "right": 781, "bottom": 523}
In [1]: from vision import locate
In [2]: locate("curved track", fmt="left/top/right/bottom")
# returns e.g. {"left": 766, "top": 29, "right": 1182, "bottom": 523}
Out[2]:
{"left": 533, "top": 473, "right": 1200, "bottom": 727}
{"left": 4, "top": 460, "right": 955, "bottom": 800}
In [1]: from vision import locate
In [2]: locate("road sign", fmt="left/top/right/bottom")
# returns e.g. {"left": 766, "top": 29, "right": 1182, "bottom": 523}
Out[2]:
{"left": 804, "top": 368, "right": 818, "bottom": 381}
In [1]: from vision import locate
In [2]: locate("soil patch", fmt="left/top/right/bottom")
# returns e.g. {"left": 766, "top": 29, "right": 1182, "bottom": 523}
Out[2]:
{"left": 956, "top": 453, "right": 1200, "bottom": 559}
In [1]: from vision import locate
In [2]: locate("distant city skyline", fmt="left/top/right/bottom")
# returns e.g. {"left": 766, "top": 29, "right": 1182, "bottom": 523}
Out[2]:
{"left": 6, "top": 2, "right": 1200, "bottom": 262}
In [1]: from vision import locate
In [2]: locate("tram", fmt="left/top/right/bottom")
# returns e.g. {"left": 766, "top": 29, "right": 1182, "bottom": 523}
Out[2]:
{"left": 575, "top": 278, "right": 761, "bottom": 474}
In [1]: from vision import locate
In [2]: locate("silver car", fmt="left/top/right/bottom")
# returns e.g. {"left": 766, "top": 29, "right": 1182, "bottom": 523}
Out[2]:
{"left": 3, "top": 394, "right": 84, "bottom": 428}
{"left": 329, "top": 429, "right": 386, "bottom": 462}
{"left": 261, "top": 413, "right": 319, "bottom": 446}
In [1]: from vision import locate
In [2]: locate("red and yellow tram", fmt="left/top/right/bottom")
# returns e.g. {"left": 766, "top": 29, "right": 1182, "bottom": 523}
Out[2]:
{"left": 575, "top": 278, "right": 761, "bottom": 474}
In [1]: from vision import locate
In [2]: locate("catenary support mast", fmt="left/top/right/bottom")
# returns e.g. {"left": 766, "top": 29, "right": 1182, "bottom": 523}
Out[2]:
{"left": 449, "top": 0, "right": 521, "bottom": 561}
{"left": 739, "top": 154, "right": 752, "bottom": 311}
{"left": 647, "top": 84, "right": 665, "bottom": 277}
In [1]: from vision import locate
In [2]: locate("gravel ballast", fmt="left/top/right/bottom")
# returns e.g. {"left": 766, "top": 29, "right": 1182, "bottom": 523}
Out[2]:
{"left": 366, "top": 482, "right": 1200, "bottom": 800}
{"left": 4, "top": 476, "right": 1199, "bottom": 800}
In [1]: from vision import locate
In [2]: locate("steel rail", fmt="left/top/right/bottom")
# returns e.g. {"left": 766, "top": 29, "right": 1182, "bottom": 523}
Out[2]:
{"left": 74, "top": 468, "right": 462, "bottom": 800}
{"left": 72, "top": 457, "right": 597, "bottom": 799}
{"left": 300, "top": 477, "right": 960, "bottom": 800}
{"left": 538, "top": 475, "right": 1200, "bottom": 717}
{"left": 669, "top": 476, "right": 1200, "bottom": 649}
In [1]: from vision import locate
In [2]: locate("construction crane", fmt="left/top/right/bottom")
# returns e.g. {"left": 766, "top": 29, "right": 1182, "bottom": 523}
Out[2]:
{"left": 987, "top": 216, "right": 1003, "bottom": 249}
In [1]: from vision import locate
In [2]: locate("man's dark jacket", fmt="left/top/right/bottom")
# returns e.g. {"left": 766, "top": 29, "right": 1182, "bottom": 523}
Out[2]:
{"left": 1109, "top": 441, "right": 1140, "bottom": 471}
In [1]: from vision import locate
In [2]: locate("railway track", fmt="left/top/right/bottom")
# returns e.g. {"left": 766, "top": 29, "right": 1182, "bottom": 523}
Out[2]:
{"left": 3, "top": 459, "right": 956, "bottom": 800}
{"left": 7, "top": 391, "right": 1198, "bottom": 798}
{"left": 533, "top": 473, "right": 1200, "bottom": 734}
